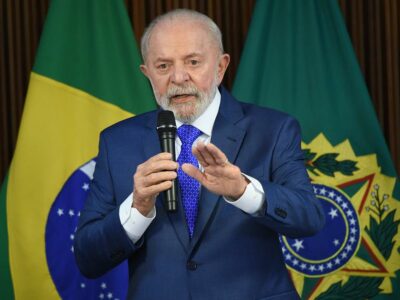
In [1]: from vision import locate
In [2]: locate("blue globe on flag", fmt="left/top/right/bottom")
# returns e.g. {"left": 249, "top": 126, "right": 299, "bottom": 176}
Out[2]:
{"left": 45, "top": 159, "right": 128, "bottom": 300}
{"left": 280, "top": 184, "right": 361, "bottom": 277}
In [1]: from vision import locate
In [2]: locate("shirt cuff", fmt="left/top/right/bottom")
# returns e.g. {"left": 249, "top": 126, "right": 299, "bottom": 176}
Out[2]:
{"left": 119, "top": 193, "right": 156, "bottom": 243}
{"left": 224, "top": 174, "right": 265, "bottom": 216}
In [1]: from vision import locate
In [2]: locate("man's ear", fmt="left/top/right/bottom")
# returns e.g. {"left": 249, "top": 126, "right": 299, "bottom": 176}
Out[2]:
{"left": 140, "top": 64, "right": 149, "bottom": 78}
{"left": 217, "top": 54, "right": 230, "bottom": 84}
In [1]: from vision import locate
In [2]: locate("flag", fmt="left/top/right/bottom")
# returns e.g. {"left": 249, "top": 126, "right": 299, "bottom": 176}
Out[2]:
{"left": 0, "top": 0, "right": 155, "bottom": 299}
{"left": 233, "top": 0, "right": 400, "bottom": 299}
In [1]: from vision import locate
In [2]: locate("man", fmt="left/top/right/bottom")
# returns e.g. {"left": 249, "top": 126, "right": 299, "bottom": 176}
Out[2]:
{"left": 75, "top": 9, "right": 325, "bottom": 300}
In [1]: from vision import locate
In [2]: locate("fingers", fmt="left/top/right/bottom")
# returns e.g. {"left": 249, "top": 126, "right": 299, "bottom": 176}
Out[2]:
{"left": 135, "top": 180, "right": 173, "bottom": 200}
{"left": 138, "top": 152, "right": 178, "bottom": 176}
{"left": 192, "top": 142, "right": 228, "bottom": 167}
{"left": 147, "top": 152, "right": 173, "bottom": 162}
{"left": 204, "top": 143, "right": 229, "bottom": 165}
{"left": 133, "top": 179, "right": 172, "bottom": 216}
{"left": 192, "top": 146, "right": 209, "bottom": 167}
{"left": 192, "top": 144, "right": 208, "bottom": 167}
{"left": 135, "top": 153, "right": 178, "bottom": 187}
{"left": 192, "top": 142, "right": 214, "bottom": 167}
{"left": 142, "top": 171, "right": 177, "bottom": 187}
{"left": 181, "top": 163, "right": 205, "bottom": 184}
{"left": 133, "top": 152, "right": 178, "bottom": 202}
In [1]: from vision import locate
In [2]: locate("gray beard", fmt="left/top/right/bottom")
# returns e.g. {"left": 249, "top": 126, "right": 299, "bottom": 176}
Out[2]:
{"left": 154, "top": 83, "right": 217, "bottom": 124}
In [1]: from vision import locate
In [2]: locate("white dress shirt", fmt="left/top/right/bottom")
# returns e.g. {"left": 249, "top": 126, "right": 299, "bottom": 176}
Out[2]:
{"left": 119, "top": 90, "right": 265, "bottom": 243}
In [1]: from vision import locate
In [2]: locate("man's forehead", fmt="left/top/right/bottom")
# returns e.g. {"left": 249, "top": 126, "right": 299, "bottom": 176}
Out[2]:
{"left": 156, "top": 16, "right": 204, "bottom": 30}
{"left": 146, "top": 20, "right": 216, "bottom": 57}
{"left": 152, "top": 51, "right": 205, "bottom": 62}
{"left": 150, "top": 18, "right": 211, "bottom": 43}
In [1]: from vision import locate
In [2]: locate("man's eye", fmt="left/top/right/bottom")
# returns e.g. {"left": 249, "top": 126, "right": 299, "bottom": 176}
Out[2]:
{"left": 190, "top": 60, "right": 199, "bottom": 66}
{"left": 157, "top": 64, "right": 168, "bottom": 70}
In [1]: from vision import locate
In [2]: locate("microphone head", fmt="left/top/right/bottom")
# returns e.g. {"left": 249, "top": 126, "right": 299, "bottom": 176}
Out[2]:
{"left": 157, "top": 110, "right": 176, "bottom": 135}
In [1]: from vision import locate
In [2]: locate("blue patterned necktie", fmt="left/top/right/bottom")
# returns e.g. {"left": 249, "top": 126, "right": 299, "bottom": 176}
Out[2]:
{"left": 177, "top": 124, "right": 203, "bottom": 238}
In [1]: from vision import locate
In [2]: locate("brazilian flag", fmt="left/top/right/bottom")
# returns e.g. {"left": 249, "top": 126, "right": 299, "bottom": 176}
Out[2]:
{"left": 0, "top": 0, "right": 155, "bottom": 299}
{"left": 233, "top": 0, "right": 400, "bottom": 299}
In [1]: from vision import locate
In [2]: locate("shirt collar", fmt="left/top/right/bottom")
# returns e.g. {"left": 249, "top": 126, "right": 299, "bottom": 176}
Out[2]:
{"left": 176, "top": 89, "right": 221, "bottom": 137}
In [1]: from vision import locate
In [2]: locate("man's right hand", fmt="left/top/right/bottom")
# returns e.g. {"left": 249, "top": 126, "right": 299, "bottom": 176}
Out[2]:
{"left": 132, "top": 152, "right": 178, "bottom": 216}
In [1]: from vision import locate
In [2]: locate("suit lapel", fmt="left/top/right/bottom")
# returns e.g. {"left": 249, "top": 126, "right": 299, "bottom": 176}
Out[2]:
{"left": 189, "top": 87, "right": 247, "bottom": 252}
{"left": 144, "top": 111, "right": 190, "bottom": 251}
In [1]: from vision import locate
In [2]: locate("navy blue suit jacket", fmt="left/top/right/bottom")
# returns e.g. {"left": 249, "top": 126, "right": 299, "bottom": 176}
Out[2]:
{"left": 75, "top": 87, "right": 325, "bottom": 300}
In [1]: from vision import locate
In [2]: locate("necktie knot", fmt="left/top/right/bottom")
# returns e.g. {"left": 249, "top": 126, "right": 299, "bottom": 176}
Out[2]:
{"left": 177, "top": 125, "right": 202, "bottom": 146}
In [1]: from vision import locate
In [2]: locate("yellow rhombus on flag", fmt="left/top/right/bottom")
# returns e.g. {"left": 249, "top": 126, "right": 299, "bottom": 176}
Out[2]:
{"left": 0, "top": 0, "right": 155, "bottom": 299}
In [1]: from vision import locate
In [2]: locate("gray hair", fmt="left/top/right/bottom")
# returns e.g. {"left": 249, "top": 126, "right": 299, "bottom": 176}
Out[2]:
{"left": 141, "top": 9, "right": 224, "bottom": 62}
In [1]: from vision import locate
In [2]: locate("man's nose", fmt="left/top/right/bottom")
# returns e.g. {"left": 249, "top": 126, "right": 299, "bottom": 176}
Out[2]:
{"left": 170, "top": 65, "right": 189, "bottom": 85}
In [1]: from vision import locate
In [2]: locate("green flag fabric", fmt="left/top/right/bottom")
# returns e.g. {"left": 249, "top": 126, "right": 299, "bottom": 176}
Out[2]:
{"left": 0, "top": 0, "right": 155, "bottom": 299}
{"left": 233, "top": 0, "right": 400, "bottom": 299}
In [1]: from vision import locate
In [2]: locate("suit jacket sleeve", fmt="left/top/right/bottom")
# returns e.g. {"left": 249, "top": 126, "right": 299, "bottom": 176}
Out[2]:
{"left": 74, "top": 131, "right": 141, "bottom": 278}
{"left": 255, "top": 117, "right": 325, "bottom": 238}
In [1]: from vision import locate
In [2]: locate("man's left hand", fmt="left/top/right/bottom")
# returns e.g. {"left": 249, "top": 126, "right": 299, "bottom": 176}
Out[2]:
{"left": 181, "top": 142, "right": 248, "bottom": 200}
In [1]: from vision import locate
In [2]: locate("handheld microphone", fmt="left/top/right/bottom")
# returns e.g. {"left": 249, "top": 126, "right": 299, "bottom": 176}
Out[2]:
{"left": 156, "top": 110, "right": 178, "bottom": 212}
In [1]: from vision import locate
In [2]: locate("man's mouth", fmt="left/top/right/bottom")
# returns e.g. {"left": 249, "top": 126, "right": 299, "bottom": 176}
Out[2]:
{"left": 170, "top": 94, "right": 196, "bottom": 102}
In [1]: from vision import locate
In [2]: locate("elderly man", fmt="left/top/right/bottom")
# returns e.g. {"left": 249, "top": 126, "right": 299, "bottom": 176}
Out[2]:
{"left": 75, "top": 9, "right": 324, "bottom": 300}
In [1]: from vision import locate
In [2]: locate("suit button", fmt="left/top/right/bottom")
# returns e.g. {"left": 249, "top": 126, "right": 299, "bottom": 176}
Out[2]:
{"left": 274, "top": 208, "right": 287, "bottom": 219}
{"left": 187, "top": 261, "right": 197, "bottom": 270}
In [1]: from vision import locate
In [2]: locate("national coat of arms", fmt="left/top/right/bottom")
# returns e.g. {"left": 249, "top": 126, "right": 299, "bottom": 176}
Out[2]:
{"left": 280, "top": 134, "right": 400, "bottom": 299}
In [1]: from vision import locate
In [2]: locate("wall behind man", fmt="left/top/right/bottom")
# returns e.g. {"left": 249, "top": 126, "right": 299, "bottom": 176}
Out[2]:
{"left": 0, "top": 0, "right": 399, "bottom": 184}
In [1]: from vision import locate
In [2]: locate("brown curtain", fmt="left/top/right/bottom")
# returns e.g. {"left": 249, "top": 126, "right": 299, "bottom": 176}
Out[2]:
{"left": 0, "top": 0, "right": 399, "bottom": 184}
{"left": 339, "top": 0, "right": 400, "bottom": 175}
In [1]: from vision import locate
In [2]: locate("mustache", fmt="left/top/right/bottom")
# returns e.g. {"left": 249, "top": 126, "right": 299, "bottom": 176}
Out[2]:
{"left": 166, "top": 85, "right": 199, "bottom": 99}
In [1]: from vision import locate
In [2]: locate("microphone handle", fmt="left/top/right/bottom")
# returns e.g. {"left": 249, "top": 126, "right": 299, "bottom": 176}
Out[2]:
{"left": 159, "top": 134, "right": 178, "bottom": 212}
